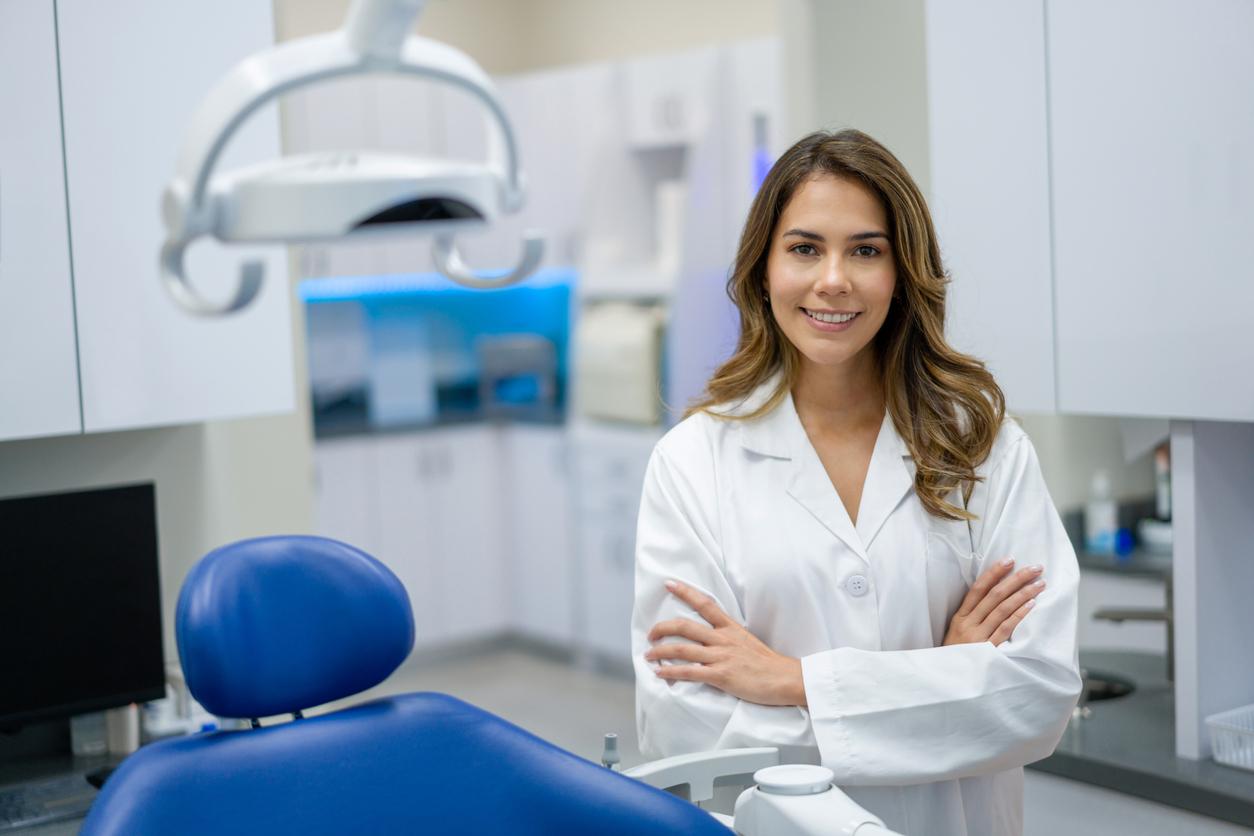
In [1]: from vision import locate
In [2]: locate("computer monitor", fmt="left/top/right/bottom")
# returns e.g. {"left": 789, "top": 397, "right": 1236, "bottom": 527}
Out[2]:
{"left": 0, "top": 484, "right": 165, "bottom": 730}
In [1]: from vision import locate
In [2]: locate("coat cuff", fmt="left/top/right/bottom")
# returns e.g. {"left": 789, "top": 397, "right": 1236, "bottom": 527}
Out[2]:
{"left": 801, "top": 650, "right": 856, "bottom": 781}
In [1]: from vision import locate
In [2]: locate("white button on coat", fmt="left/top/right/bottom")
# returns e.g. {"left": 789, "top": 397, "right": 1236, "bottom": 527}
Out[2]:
{"left": 632, "top": 375, "right": 1081, "bottom": 836}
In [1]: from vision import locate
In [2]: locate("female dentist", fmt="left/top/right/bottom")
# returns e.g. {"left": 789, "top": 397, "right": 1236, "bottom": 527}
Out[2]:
{"left": 632, "top": 130, "right": 1081, "bottom": 836}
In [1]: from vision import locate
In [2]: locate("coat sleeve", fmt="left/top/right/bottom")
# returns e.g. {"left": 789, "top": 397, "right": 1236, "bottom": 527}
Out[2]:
{"left": 632, "top": 440, "right": 819, "bottom": 764}
{"left": 801, "top": 431, "right": 1083, "bottom": 785}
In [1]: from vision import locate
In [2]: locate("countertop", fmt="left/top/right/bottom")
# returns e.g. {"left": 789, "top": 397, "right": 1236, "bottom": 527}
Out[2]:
{"left": 1030, "top": 650, "right": 1254, "bottom": 827}
{"left": 1074, "top": 548, "right": 1172, "bottom": 579}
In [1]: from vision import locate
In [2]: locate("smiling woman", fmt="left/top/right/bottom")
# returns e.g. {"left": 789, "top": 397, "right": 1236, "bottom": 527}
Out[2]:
{"left": 632, "top": 130, "right": 1082, "bottom": 836}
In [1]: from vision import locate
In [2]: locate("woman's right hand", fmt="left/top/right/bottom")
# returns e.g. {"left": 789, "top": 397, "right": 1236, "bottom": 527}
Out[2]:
{"left": 942, "top": 558, "right": 1045, "bottom": 647}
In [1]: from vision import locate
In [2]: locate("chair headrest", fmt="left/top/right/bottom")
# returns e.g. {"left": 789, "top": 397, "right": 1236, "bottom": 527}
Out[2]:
{"left": 176, "top": 536, "right": 414, "bottom": 718}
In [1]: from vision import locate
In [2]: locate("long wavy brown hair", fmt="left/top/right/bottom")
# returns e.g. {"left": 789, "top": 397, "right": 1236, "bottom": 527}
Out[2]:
{"left": 687, "top": 129, "right": 1005, "bottom": 521}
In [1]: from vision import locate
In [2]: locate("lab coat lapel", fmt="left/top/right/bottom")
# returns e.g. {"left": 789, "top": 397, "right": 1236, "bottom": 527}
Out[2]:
{"left": 763, "top": 390, "right": 869, "bottom": 562}
{"left": 736, "top": 375, "right": 902, "bottom": 563}
{"left": 854, "top": 412, "right": 916, "bottom": 552}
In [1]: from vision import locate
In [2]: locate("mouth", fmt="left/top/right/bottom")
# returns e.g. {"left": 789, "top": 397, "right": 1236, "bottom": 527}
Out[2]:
{"left": 802, "top": 309, "right": 862, "bottom": 325}
{"left": 802, "top": 308, "right": 860, "bottom": 328}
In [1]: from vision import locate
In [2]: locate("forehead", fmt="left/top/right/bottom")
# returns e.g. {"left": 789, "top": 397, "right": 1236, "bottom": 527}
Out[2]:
{"left": 776, "top": 174, "right": 887, "bottom": 234}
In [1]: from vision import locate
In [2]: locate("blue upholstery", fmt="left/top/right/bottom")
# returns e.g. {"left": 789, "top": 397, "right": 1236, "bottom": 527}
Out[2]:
{"left": 80, "top": 691, "right": 731, "bottom": 835}
{"left": 80, "top": 535, "right": 731, "bottom": 835}
{"left": 176, "top": 535, "right": 414, "bottom": 718}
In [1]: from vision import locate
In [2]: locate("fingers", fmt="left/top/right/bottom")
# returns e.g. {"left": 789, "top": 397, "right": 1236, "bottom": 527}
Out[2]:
{"left": 989, "top": 598, "right": 1037, "bottom": 646}
{"left": 970, "top": 563, "right": 1044, "bottom": 623}
{"left": 644, "top": 642, "right": 719, "bottom": 665}
{"left": 983, "top": 576, "right": 1046, "bottom": 630}
{"left": 957, "top": 557, "right": 1016, "bottom": 617}
{"left": 665, "top": 579, "right": 734, "bottom": 628}
{"left": 647, "top": 617, "right": 718, "bottom": 645}
{"left": 653, "top": 662, "right": 716, "bottom": 684}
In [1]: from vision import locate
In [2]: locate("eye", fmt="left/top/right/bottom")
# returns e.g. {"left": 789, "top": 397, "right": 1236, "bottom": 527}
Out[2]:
{"left": 790, "top": 243, "right": 818, "bottom": 257}
{"left": 853, "top": 244, "right": 881, "bottom": 257}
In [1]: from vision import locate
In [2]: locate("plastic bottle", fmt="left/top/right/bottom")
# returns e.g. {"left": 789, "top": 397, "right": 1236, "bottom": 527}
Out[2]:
{"left": 1084, "top": 470, "right": 1118, "bottom": 555}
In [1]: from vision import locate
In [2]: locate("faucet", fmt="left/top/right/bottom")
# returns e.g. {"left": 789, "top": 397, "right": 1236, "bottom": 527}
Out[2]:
{"left": 1091, "top": 572, "right": 1173, "bottom": 682}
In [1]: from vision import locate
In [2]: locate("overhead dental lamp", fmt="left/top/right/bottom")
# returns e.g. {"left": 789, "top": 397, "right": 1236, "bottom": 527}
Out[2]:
{"left": 160, "top": 0, "right": 543, "bottom": 316}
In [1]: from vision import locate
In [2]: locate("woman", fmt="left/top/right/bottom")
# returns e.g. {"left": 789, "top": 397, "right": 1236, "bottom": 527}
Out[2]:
{"left": 632, "top": 130, "right": 1081, "bottom": 836}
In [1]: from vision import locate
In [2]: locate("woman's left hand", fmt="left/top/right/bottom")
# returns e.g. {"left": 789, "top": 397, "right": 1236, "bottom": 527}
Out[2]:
{"left": 645, "top": 580, "right": 807, "bottom": 708}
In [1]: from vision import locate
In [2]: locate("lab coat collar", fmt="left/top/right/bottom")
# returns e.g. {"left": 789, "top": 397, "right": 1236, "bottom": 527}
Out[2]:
{"left": 732, "top": 374, "right": 915, "bottom": 561}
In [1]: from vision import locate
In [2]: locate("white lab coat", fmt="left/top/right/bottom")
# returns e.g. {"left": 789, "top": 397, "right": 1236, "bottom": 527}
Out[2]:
{"left": 632, "top": 377, "right": 1082, "bottom": 836}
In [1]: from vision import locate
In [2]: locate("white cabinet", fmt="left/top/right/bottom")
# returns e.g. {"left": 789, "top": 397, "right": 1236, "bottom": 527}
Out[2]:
{"left": 1048, "top": 0, "right": 1254, "bottom": 420}
{"left": 374, "top": 428, "right": 510, "bottom": 649}
{"left": 0, "top": 0, "right": 81, "bottom": 441}
{"left": 571, "top": 424, "right": 661, "bottom": 663}
{"left": 56, "top": 0, "right": 294, "bottom": 432}
{"left": 313, "top": 437, "right": 381, "bottom": 557}
{"left": 314, "top": 426, "right": 509, "bottom": 652}
{"left": 312, "top": 425, "right": 585, "bottom": 654}
{"left": 926, "top": 0, "right": 1254, "bottom": 420}
{"left": 622, "top": 48, "right": 718, "bottom": 148}
{"left": 925, "top": 0, "right": 1056, "bottom": 414}
{"left": 424, "top": 426, "right": 508, "bottom": 641}
{"left": 503, "top": 425, "right": 576, "bottom": 646}
{"left": 372, "top": 433, "right": 451, "bottom": 651}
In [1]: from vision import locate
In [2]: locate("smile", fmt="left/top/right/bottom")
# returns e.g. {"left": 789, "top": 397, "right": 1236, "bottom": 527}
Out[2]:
{"left": 802, "top": 308, "right": 860, "bottom": 331}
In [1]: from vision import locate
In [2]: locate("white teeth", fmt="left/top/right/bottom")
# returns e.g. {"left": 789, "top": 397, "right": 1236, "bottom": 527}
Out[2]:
{"left": 805, "top": 309, "right": 858, "bottom": 324}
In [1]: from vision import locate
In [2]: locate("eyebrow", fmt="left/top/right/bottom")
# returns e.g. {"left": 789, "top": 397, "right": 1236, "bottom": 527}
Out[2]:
{"left": 781, "top": 228, "right": 890, "bottom": 243}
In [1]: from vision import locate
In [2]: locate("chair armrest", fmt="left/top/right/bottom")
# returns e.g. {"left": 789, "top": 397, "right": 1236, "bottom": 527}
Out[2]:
{"left": 622, "top": 747, "right": 780, "bottom": 803}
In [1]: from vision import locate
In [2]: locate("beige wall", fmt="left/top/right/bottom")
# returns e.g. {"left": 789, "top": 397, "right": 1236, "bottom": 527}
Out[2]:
{"left": 275, "top": 0, "right": 778, "bottom": 73}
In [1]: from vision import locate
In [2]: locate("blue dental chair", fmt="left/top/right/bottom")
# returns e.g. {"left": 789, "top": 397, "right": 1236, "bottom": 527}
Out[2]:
{"left": 80, "top": 535, "right": 731, "bottom": 835}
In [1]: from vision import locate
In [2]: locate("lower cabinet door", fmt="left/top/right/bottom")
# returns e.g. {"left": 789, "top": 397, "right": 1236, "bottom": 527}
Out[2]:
{"left": 577, "top": 502, "right": 639, "bottom": 665}
{"left": 504, "top": 425, "right": 576, "bottom": 647}
{"left": 372, "top": 434, "right": 449, "bottom": 651}
{"left": 431, "top": 426, "right": 509, "bottom": 642}
{"left": 312, "top": 438, "right": 380, "bottom": 557}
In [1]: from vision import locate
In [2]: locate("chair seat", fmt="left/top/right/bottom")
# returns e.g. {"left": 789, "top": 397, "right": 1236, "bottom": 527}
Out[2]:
{"left": 81, "top": 691, "right": 732, "bottom": 835}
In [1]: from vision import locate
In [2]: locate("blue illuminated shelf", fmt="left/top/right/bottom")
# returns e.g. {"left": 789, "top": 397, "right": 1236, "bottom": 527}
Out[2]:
{"left": 298, "top": 267, "right": 577, "bottom": 302}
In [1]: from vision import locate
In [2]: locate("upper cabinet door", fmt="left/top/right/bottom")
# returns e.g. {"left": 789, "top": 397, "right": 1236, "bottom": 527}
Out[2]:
{"left": 1049, "top": 0, "right": 1254, "bottom": 420}
{"left": 0, "top": 0, "right": 82, "bottom": 441}
{"left": 925, "top": 0, "right": 1056, "bottom": 414}
{"left": 622, "top": 48, "right": 717, "bottom": 149}
{"left": 57, "top": 0, "right": 295, "bottom": 433}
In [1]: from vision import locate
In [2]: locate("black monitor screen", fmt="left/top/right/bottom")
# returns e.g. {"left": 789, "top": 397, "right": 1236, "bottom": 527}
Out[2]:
{"left": 0, "top": 484, "right": 165, "bottom": 728}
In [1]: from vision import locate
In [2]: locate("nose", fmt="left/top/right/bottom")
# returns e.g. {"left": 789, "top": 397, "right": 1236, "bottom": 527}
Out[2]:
{"left": 814, "top": 256, "right": 852, "bottom": 296}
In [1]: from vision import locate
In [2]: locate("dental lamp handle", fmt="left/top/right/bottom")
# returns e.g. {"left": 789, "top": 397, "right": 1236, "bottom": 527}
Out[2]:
{"left": 433, "top": 231, "right": 545, "bottom": 290}
{"left": 162, "top": 17, "right": 528, "bottom": 314}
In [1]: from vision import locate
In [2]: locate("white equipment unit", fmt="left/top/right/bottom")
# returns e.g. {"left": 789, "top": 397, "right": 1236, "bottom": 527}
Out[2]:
{"left": 160, "top": 0, "right": 542, "bottom": 315}
{"left": 622, "top": 747, "right": 903, "bottom": 835}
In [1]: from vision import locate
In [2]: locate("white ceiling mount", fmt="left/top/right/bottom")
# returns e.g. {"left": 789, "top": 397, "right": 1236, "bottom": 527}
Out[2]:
{"left": 160, "top": 0, "right": 543, "bottom": 316}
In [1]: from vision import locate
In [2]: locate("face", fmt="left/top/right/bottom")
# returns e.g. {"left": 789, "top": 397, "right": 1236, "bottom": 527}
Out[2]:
{"left": 765, "top": 174, "right": 896, "bottom": 373}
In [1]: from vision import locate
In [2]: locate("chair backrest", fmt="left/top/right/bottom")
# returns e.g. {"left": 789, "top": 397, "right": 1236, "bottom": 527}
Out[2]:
{"left": 80, "top": 535, "right": 730, "bottom": 835}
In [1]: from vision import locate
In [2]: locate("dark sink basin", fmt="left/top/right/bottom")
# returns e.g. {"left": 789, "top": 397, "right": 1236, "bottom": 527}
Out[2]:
{"left": 1082, "top": 670, "right": 1136, "bottom": 702}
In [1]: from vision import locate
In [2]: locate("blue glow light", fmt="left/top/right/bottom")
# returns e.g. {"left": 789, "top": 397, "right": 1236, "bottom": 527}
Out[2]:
{"left": 298, "top": 266, "right": 577, "bottom": 302}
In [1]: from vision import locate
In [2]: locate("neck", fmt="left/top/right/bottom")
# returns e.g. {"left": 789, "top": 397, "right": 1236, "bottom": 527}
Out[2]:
{"left": 791, "top": 350, "right": 885, "bottom": 434}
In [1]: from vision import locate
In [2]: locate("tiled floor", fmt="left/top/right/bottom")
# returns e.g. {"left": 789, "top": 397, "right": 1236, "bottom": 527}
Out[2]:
{"left": 320, "top": 645, "right": 643, "bottom": 767}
